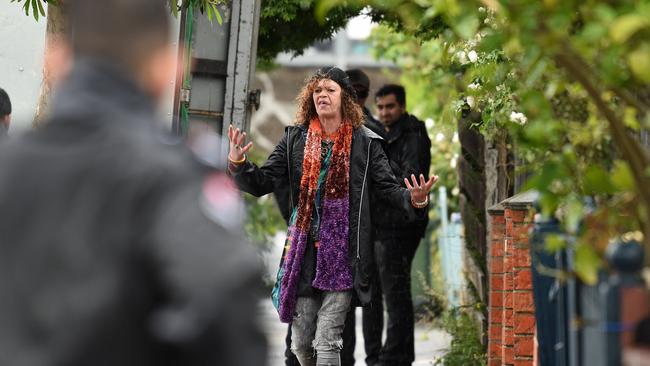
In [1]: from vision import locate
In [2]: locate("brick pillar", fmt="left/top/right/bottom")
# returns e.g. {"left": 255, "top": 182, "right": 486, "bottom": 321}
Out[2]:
{"left": 502, "top": 208, "right": 516, "bottom": 365}
{"left": 503, "top": 196, "right": 535, "bottom": 366}
{"left": 487, "top": 191, "right": 538, "bottom": 366}
{"left": 487, "top": 204, "right": 505, "bottom": 366}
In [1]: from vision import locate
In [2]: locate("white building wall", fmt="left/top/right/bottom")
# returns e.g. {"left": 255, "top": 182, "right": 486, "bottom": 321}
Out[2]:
{"left": 0, "top": 3, "right": 47, "bottom": 132}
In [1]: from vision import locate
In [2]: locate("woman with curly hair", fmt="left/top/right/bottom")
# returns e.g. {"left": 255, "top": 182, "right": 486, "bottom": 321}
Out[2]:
{"left": 227, "top": 67, "right": 436, "bottom": 366}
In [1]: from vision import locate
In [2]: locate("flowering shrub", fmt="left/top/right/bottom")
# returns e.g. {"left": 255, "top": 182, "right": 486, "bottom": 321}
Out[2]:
{"left": 345, "top": 0, "right": 650, "bottom": 284}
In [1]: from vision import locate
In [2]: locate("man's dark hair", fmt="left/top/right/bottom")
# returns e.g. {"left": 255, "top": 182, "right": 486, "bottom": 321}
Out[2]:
{"left": 375, "top": 84, "right": 406, "bottom": 106}
{"left": 67, "top": 0, "right": 170, "bottom": 72}
{"left": 345, "top": 69, "right": 370, "bottom": 99}
{"left": 0, "top": 88, "right": 11, "bottom": 118}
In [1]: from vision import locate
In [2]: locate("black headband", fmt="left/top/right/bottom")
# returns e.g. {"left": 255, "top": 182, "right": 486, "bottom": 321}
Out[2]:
{"left": 312, "top": 66, "right": 357, "bottom": 99}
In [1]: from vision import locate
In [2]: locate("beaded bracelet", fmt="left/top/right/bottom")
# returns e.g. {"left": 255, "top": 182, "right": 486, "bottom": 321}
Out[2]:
{"left": 228, "top": 154, "right": 246, "bottom": 165}
{"left": 411, "top": 196, "right": 429, "bottom": 209}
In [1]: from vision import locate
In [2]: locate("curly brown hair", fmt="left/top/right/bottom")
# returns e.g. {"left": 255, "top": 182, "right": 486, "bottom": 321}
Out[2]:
{"left": 293, "top": 75, "right": 364, "bottom": 129}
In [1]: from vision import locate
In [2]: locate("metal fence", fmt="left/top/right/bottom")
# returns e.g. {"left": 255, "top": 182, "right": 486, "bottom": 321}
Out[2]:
{"left": 530, "top": 214, "right": 647, "bottom": 366}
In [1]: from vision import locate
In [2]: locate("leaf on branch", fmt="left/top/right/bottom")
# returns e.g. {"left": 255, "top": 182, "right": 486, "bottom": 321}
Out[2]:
{"left": 610, "top": 14, "right": 649, "bottom": 44}
{"left": 545, "top": 234, "right": 567, "bottom": 252}
{"left": 211, "top": 2, "right": 223, "bottom": 25}
{"left": 583, "top": 165, "right": 617, "bottom": 195}
{"left": 574, "top": 243, "right": 602, "bottom": 285}
{"left": 611, "top": 160, "right": 635, "bottom": 191}
{"left": 627, "top": 44, "right": 650, "bottom": 83}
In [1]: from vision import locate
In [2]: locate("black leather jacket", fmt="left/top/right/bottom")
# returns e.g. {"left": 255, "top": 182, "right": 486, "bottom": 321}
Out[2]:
{"left": 231, "top": 124, "right": 426, "bottom": 305}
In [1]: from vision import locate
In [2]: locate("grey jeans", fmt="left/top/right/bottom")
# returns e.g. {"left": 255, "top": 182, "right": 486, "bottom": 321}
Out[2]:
{"left": 291, "top": 291, "right": 353, "bottom": 366}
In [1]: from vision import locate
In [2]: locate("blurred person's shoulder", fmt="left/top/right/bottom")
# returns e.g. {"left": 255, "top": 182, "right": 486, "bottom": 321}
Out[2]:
{"left": 137, "top": 130, "right": 246, "bottom": 230}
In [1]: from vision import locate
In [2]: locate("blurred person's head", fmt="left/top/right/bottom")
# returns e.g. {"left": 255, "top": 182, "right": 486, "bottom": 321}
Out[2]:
{"left": 375, "top": 84, "right": 406, "bottom": 128}
{"left": 294, "top": 67, "right": 364, "bottom": 128}
{"left": 0, "top": 88, "right": 11, "bottom": 130}
{"left": 345, "top": 69, "right": 370, "bottom": 107}
{"left": 66, "top": 0, "right": 175, "bottom": 101}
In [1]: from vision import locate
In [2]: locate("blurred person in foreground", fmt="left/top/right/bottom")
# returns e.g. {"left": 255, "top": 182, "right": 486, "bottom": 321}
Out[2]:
{"left": 0, "top": 87, "right": 11, "bottom": 137}
{"left": 0, "top": 0, "right": 266, "bottom": 365}
{"left": 227, "top": 66, "right": 437, "bottom": 366}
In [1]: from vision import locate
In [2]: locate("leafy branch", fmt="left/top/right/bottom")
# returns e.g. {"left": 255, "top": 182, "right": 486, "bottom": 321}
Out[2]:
{"left": 10, "top": 0, "right": 50, "bottom": 21}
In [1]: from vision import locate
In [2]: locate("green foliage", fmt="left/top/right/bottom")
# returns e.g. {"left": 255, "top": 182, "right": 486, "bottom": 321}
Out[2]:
{"left": 169, "top": 1, "right": 229, "bottom": 24}
{"left": 243, "top": 194, "right": 287, "bottom": 246}
{"left": 322, "top": 0, "right": 650, "bottom": 281}
{"left": 11, "top": 0, "right": 48, "bottom": 21}
{"left": 257, "top": 0, "right": 362, "bottom": 64}
{"left": 417, "top": 263, "right": 486, "bottom": 365}
{"left": 434, "top": 310, "right": 487, "bottom": 366}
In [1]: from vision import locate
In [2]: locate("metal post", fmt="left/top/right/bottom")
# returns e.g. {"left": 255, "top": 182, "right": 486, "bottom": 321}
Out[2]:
{"left": 224, "top": 0, "right": 262, "bottom": 135}
{"left": 566, "top": 242, "right": 580, "bottom": 366}
{"left": 603, "top": 239, "right": 645, "bottom": 366}
{"left": 438, "top": 187, "right": 450, "bottom": 305}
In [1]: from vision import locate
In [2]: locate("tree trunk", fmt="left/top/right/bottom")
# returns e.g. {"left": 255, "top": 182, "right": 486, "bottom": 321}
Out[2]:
{"left": 33, "top": 1, "right": 68, "bottom": 128}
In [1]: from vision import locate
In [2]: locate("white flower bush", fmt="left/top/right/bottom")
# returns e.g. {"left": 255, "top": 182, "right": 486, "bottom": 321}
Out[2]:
{"left": 456, "top": 50, "right": 469, "bottom": 64}
{"left": 509, "top": 111, "right": 528, "bottom": 125}
{"left": 466, "top": 96, "right": 476, "bottom": 108}
{"left": 468, "top": 50, "right": 478, "bottom": 63}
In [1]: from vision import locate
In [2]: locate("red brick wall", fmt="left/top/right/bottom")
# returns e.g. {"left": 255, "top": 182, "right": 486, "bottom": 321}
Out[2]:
{"left": 488, "top": 210, "right": 505, "bottom": 366}
{"left": 488, "top": 202, "right": 536, "bottom": 366}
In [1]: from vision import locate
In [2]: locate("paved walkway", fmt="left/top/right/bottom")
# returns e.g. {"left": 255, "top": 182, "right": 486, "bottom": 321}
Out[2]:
{"left": 260, "top": 299, "right": 451, "bottom": 366}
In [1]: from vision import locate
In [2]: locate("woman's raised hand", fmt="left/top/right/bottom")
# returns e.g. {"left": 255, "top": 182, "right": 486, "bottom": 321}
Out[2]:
{"left": 228, "top": 125, "right": 254, "bottom": 163}
{"left": 404, "top": 174, "right": 439, "bottom": 207}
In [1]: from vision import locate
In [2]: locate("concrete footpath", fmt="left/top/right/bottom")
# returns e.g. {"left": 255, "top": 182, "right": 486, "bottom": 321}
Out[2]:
{"left": 259, "top": 299, "right": 451, "bottom": 366}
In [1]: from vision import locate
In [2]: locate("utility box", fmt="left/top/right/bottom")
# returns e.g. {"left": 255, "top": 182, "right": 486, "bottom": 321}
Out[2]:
{"left": 173, "top": 0, "right": 261, "bottom": 137}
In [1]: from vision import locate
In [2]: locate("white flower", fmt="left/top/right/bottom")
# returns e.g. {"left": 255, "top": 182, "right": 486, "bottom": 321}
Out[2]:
{"left": 466, "top": 96, "right": 476, "bottom": 108}
{"left": 425, "top": 118, "right": 435, "bottom": 129}
{"left": 456, "top": 51, "right": 468, "bottom": 64}
{"left": 468, "top": 82, "right": 481, "bottom": 90}
{"left": 468, "top": 50, "right": 478, "bottom": 63}
{"left": 436, "top": 132, "right": 445, "bottom": 142}
{"left": 509, "top": 111, "right": 528, "bottom": 125}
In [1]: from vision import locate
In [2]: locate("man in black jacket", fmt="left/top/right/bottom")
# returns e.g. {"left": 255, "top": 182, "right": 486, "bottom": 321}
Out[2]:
{"left": 0, "top": 1, "right": 266, "bottom": 365}
{"left": 369, "top": 84, "right": 432, "bottom": 366}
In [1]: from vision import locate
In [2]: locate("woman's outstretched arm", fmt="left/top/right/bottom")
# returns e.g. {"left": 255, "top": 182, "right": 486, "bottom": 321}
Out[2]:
{"left": 227, "top": 125, "right": 289, "bottom": 197}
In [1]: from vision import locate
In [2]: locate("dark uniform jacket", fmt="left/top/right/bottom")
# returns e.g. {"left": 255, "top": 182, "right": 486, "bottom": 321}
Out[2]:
{"left": 0, "top": 60, "right": 266, "bottom": 366}
{"left": 231, "top": 124, "right": 426, "bottom": 306}
{"left": 362, "top": 107, "right": 384, "bottom": 138}
{"left": 372, "top": 113, "right": 431, "bottom": 240}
